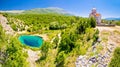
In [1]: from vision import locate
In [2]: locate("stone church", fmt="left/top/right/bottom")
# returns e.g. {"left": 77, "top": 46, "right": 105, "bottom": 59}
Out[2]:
{"left": 89, "top": 8, "right": 101, "bottom": 24}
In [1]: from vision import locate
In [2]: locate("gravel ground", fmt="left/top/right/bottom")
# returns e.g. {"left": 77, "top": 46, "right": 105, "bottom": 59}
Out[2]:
{"left": 75, "top": 26, "right": 120, "bottom": 67}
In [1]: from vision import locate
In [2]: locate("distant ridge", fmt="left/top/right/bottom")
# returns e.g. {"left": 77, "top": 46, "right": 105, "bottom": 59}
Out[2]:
{"left": 0, "top": 10, "right": 24, "bottom": 13}
{"left": 105, "top": 17, "right": 120, "bottom": 20}
{"left": 22, "top": 7, "right": 72, "bottom": 15}
{"left": 0, "top": 7, "right": 73, "bottom": 15}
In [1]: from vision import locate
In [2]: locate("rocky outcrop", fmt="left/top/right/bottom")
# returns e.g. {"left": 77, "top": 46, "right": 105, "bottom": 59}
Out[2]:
{"left": 0, "top": 14, "right": 15, "bottom": 35}
{"left": 75, "top": 42, "right": 115, "bottom": 67}
{"left": 75, "top": 26, "right": 120, "bottom": 67}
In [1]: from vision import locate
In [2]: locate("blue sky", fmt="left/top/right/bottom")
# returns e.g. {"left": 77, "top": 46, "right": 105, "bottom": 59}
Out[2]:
{"left": 0, "top": 0, "right": 120, "bottom": 18}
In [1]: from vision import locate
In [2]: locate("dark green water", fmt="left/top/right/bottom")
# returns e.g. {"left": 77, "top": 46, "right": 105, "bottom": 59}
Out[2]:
{"left": 19, "top": 35, "right": 43, "bottom": 47}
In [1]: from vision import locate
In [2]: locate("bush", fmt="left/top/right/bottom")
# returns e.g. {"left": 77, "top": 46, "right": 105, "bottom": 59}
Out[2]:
{"left": 59, "top": 30, "right": 77, "bottom": 53}
{"left": 109, "top": 47, "right": 120, "bottom": 67}
{"left": 3, "top": 38, "right": 28, "bottom": 67}
{"left": 116, "top": 21, "right": 120, "bottom": 26}
{"left": 76, "top": 18, "right": 94, "bottom": 34}
{"left": 56, "top": 51, "right": 66, "bottom": 67}
{"left": 11, "top": 24, "right": 17, "bottom": 31}
{"left": 89, "top": 17, "right": 96, "bottom": 28}
{"left": 49, "top": 22, "right": 60, "bottom": 30}
{"left": 49, "top": 22, "right": 67, "bottom": 30}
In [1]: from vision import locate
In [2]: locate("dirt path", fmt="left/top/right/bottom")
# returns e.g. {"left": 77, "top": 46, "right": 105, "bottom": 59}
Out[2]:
{"left": 96, "top": 26, "right": 120, "bottom": 46}
{"left": 23, "top": 49, "right": 40, "bottom": 67}
{"left": 0, "top": 14, "right": 14, "bottom": 35}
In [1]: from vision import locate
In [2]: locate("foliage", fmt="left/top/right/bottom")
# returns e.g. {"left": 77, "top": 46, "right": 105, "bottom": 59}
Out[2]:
{"left": 2, "top": 13, "right": 99, "bottom": 67}
{"left": 0, "top": 25, "right": 6, "bottom": 50}
{"left": 102, "top": 19, "right": 120, "bottom": 26}
{"left": 89, "top": 17, "right": 96, "bottom": 27}
{"left": 11, "top": 24, "right": 17, "bottom": 31}
{"left": 109, "top": 47, "right": 120, "bottom": 67}
{"left": 6, "top": 14, "right": 76, "bottom": 32}
{"left": 116, "top": 21, "right": 120, "bottom": 26}
{"left": 76, "top": 17, "right": 96, "bottom": 34}
{"left": 36, "top": 42, "right": 52, "bottom": 62}
{"left": 56, "top": 51, "right": 66, "bottom": 67}
{"left": 93, "top": 29, "right": 99, "bottom": 42}
{"left": 1, "top": 13, "right": 9, "bottom": 17}
{"left": 0, "top": 25, "right": 8, "bottom": 65}
{"left": 3, "top": 38, "right": 28, "bottom": 67}
{"left": 49, "top": 22, "right": 67, "bottom": 30}
{"left": 53, "top": 35, "right": 59, "bottom": 48}
{"left": 54, "top": 18, "right": 98, "bottom": 66}
{"left": 0, "top": 25, "right": 28, "bottom": 67}
{"left": 0, "top": 25, "right": 4, "bottom": 42}
{"left": 59, "top": 29, "right": 77, "bottom": 53}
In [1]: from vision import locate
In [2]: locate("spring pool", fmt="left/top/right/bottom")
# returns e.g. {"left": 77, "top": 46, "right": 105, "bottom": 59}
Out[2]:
{"left": 19, "top": 35, "right": 43, "bottom": 47}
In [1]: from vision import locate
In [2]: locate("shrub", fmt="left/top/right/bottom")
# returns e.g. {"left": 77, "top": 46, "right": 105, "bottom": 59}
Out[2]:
{"left": 49, "top": 22, "right": 60, "bottom": 30}
{"left": 109, "top": 47, "right": 120, "bottom": 67}
{"left": 11, "top": 24, "right": 17, "bottom": 31}
{"left": 89, "top": 17, "right": 96, "bottom": 28}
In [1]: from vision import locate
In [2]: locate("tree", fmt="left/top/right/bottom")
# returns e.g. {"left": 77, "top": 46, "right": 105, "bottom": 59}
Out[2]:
{"left": 59, "top": 30, "right": 77, "bottom": 53}
{"left": 3, "top": 38, "right": 28, "bottom": 67}
{"left": 89, "top": 17, "right": 96, "bottom": 28}
{"left": 49, "top": 22, "right": 60, "bottom": 30}
{"left": 11, "top": 24, "right": 17, "bottom": 31}
{"left": 55, "top": 51, "right": 66, "bottom": 67}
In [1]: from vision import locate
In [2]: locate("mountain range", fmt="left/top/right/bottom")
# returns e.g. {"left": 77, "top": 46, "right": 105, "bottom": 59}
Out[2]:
{"left": 105, "top": 18, "right": 120, "bottom": 20}
{"left": 1, "top": 7, "right": 120, "bottom": 19}
{"left": 0, "top": 7, "right": 72, "bottom": 15}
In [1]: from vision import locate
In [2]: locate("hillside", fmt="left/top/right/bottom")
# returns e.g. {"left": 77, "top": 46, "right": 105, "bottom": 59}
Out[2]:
{"left": 0, "top": 10, "right": 24, "bottom": 14}
{"left": 0, "top": 14, "right": 14, "bottom": 35}
{"left": 0, "top": 14, "right": 98, "bottom": 67}
{"left": 23, "top": 7, "right": 72, "bottom": 15}
{"left": 105, "top": 17, "right": 120, "bottom": 20}
{"left": 0, "top": 7, "right": 72, "bottom": 15}
{"left": 0, "top": 13, "right": 120, "bottom": 67}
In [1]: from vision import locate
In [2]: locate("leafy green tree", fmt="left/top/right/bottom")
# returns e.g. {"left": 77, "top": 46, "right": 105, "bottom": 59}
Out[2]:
{"left": 55, "top": 51, "right": 66, "bottom": 67}
{"left": 6, "top": 14, "right": 77, "bottom": 32}
{"left": 76, "top": 18, "right": 87, "bottom": 34}
{"left": 89, "top": 17, "right": 96, "bottom": 28}
{"left": 49, "top": 22, "right": 60, "bottom": 30}
{"left": 11, "top": 24, "right": 17, "bottom": 31}
{"left": 59, "top": 29, "right": 77, "bottom": 53}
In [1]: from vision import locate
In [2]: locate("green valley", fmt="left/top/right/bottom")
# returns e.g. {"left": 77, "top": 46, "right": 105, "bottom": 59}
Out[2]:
{"left": 0, "top": 7, "right": 120, "bottom": 67}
